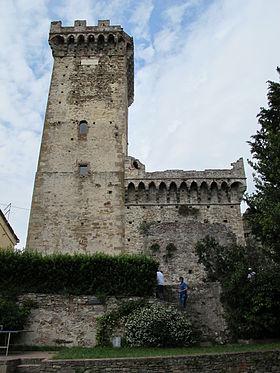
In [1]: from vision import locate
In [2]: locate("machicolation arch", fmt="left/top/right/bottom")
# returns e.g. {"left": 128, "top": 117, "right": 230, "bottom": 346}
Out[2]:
{"left": 125, "top": 179, "right": 245, "bottom": 205}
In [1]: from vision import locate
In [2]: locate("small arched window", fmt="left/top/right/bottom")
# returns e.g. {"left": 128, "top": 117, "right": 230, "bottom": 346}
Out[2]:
{"left": 79, "top": 120, "right": 88, "bottom": 135}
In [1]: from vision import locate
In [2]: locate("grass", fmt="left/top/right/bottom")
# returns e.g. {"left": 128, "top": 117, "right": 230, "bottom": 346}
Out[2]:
{"left": 53, "top": 342, "right": 280, "bottom": 360}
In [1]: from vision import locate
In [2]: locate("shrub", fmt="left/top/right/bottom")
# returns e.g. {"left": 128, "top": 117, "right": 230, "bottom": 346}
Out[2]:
{"left": 0, "top": 251, "right": 158, "bottom": 297}
{"left": 124, "top": 302, "right": 195, "bottom": 347}
{"left": 0, "top": 298, "right": 34, "bottom": 330}
{"left": 96, "top": 299, "right": 147, "bottom": 346}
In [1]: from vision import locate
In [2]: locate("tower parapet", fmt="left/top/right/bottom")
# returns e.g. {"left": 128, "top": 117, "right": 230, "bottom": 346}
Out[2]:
{"left": 125, "top": 157, "right": 246, "bottom": 206}
{"left": 49, "top": 20, "right": 134, "bottom": 106}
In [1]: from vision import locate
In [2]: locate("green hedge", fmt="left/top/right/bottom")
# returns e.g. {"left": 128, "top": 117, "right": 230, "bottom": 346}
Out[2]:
{"left": 0, "top": 251, "right": 158, "bottom": 297}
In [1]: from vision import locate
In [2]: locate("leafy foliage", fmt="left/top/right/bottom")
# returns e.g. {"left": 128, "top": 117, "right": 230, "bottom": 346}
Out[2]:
{"left": 0, "top": 251, "right": 158, "bottom": 297}
{"left": 0, "top": 298, "right": 35, "bottom": 330}
{"left": 245, "top": 70, "right": 280, "bottom": 263}
{"left": 96, "top": 299, "right": 147, "bottom": 346}
{"left": 124, "top": 302, "right": 195, "bottom": 347}
{"left": 178, "top": 205, "right": 199, "bottom": 217}
{"left": 163, "top": 243, "right": 177, "bottom": 263}
{"left": 195, "top": 236, "right": 247, "bottom": 282}
{"left": 138, "top": 221, "right": 154, "bottom": 236}
{"left": 195, "top": 236, "right": 280, "bottom": 339}
{"left": 150, "top": 243, "right": 160, "bottom": 252}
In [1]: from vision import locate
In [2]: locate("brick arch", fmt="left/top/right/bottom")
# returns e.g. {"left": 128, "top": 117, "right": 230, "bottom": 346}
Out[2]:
{"left": 230, "top": 181, "right": 244, "bottom": 203}
{"left": 148, "top": 182, "right": 157, "bottom": 203}
{"left": 97, "top": 34, "right": 105, "bottom": 49}
{"left": 118, "top": 36, "right": 125, "bottom": 48}
{"left": 108, "top": 34, "right": 116, "bottom": 47}
{"left": 77, "top": 35, "right": 85, "bottom": 44}
{"left": 87, "top": 34, "right": 95, "bottom": 44}
{"left": 220, "top": 181, "right": 230, "bottom": 203}
{"left": 127, "top": 182, "right": 135, "bottom": 203}
{"left": 179, "top": 182, "right": 188, "bottom": 203}
{"left": 67, "top": 35, "right": 75, "bottom": 44}
{"left": 137, "top": 181, "right": 146, "bottom": 203}
{"left": 158, "top": 182, "right": 167, "bottom": 204}
{"left": 169, "top": 182, "right": 178, "bottom": 204}
{"left": 200, "top": 181, "right": 209, "bottom": 203}
{"left": 190, "top": 181, "right": 198, "bottom": 203}
{"left": 51, "top": 35, "right": 65, "bottom": 46}
{"left": 210, "top": 182, "right": 219, "bottom": 203}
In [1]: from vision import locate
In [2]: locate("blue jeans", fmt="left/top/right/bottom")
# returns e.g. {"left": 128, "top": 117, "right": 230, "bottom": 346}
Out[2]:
{"left": 157, "top": 285, "right": 164, "bottom": 300}
{"left": 180, "top": 294, "right": 187, "bottom": 310}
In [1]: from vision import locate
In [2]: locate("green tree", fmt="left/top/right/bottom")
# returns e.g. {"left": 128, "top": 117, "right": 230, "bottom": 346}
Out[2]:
{"left": 245, "top": 68, "right": 280, "bottom": 263}
{"left": 195, "top": 236, "right": 280, "bottom": 339}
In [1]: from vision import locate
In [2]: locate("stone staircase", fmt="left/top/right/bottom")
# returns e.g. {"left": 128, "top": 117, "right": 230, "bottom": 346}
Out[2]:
{"left": 16, "top": 358, "right": 42, "bottom": 373}
{"left": 0, "top": 353, "right": 53, "bottom": 373}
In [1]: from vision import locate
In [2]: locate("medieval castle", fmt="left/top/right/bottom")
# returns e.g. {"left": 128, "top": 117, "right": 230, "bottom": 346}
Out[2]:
{"left": 27, "top": 20, "right": 246, "bottom": 286}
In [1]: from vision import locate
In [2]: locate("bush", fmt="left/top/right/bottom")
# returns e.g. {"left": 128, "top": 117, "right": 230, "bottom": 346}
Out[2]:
{"left": 0, "top": 251, "right": 158, "bottom": 297}
{"left": 96, "top": 299, "right": 147, "bottom": 346}
{"left": 223, "top": 266, "right": 280, "bottom": 339}
{"left": 124, "top": 302, "right": 195, "bottom": 347}
{"left": 0, "top": 298, "right": 34, "bottom": 330}
{"left": 195, "top": 236, "right": 280, "bottom": 339}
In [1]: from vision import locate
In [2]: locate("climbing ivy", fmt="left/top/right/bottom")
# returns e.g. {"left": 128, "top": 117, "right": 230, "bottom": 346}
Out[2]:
{"left": 163, "top": 243, "right": 177, "bottom": 263}
{"left": 178, "top": 205, "right": 199, "bottom": 217}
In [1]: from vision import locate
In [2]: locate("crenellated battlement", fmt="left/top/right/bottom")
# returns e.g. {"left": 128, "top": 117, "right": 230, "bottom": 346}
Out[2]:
{"left": 49, "top": 19, "right": 133, "bottom": 57}
{"left": 125, "top": 157, "right": 246, "bottom": 205}
{"left": 49, "top": 20, "right": 134, "bottom": 106}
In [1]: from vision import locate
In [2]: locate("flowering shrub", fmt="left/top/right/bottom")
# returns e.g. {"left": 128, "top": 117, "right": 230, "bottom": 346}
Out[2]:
{"left": 124, "top": 302, "right": 195, "bottom": 347}
{"left": 96, "top": 299, "right": 147, "bottom": 346}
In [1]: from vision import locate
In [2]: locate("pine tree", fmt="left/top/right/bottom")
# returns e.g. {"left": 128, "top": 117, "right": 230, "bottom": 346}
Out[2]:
{"left": 246, "top": 68, "right": 280, "bottom": 263}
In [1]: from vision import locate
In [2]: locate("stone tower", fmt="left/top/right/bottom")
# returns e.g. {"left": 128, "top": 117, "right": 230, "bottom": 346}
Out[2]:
{"left": 27, "top": 20, "right": 134, "bottom": 254}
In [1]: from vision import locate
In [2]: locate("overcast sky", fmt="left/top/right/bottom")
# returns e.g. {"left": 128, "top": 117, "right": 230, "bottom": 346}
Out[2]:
{"left": 0, "top": 0, "right": 279, "bottom": 249}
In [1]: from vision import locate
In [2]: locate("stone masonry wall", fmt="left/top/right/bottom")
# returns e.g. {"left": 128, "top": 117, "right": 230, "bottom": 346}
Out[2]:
{"left": 17, "top": 289, "right": 227, "bottom": 347}
{"left": 124, "top": 156, "right": 246, "bottom": 285}
{"left": 27, "top": 21, "right": 134, "bottom": 255}
{"left": 1, "top": 351, "right": 280, "bottom": 372}
{"left": 36, "top": 351, "right": 280, "bottom": 372}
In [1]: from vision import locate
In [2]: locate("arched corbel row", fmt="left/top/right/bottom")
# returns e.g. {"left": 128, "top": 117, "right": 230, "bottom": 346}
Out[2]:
{"left": 49, "top": 32, "right": 133, "bottom": 57}
{"left": 125, "top": 179, "right": 246, "bottom": 205}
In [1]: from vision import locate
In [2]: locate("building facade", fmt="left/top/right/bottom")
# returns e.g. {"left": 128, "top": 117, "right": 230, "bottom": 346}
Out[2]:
{"left": 27, "top": 20, "right": 246, "bottom": 285}
{"left": 0, "top": 209, "right": 19, "bottom": 250}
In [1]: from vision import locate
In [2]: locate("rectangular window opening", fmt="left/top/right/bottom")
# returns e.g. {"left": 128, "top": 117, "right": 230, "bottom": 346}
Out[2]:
{"left": 79, "top": 165, "right": 88, "bottom": 176}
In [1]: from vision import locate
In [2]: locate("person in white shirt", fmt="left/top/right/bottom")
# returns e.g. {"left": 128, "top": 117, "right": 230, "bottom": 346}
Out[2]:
{"left": 156, "top": 270, "right": 165, "bottom": 300}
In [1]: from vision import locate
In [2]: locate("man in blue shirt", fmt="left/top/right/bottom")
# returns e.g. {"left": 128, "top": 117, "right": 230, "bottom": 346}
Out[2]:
{"left": 179, "top": 276, "right": 188, "bottom": 310}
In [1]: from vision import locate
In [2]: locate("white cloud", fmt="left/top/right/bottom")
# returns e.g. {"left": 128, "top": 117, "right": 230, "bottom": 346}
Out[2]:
{"left": 1, "top": 0, "right": 279, "bottom": 247}
{"left": 129, "top": 0, "right": 280, "bottom": 192}
{"left": 0, "top": 0, "right": 51, "bottom": 249}
{"left": 129, "top": 0, "right": 154, "bottom": 41}
{"left": 163, "top": 0, "right": 199, "bottom": 27}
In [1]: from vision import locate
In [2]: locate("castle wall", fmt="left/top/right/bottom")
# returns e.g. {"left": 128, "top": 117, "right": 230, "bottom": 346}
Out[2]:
{"left": 124, "top": 157, "right": 246, "bottom": 284}
{"left": 17, "top": 289, "right": 227, "bottom": 347}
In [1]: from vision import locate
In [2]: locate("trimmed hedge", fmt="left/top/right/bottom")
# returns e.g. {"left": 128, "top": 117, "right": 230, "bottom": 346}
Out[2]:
{"left": 0, "top": 251, "right": 158, "bottom": 297}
